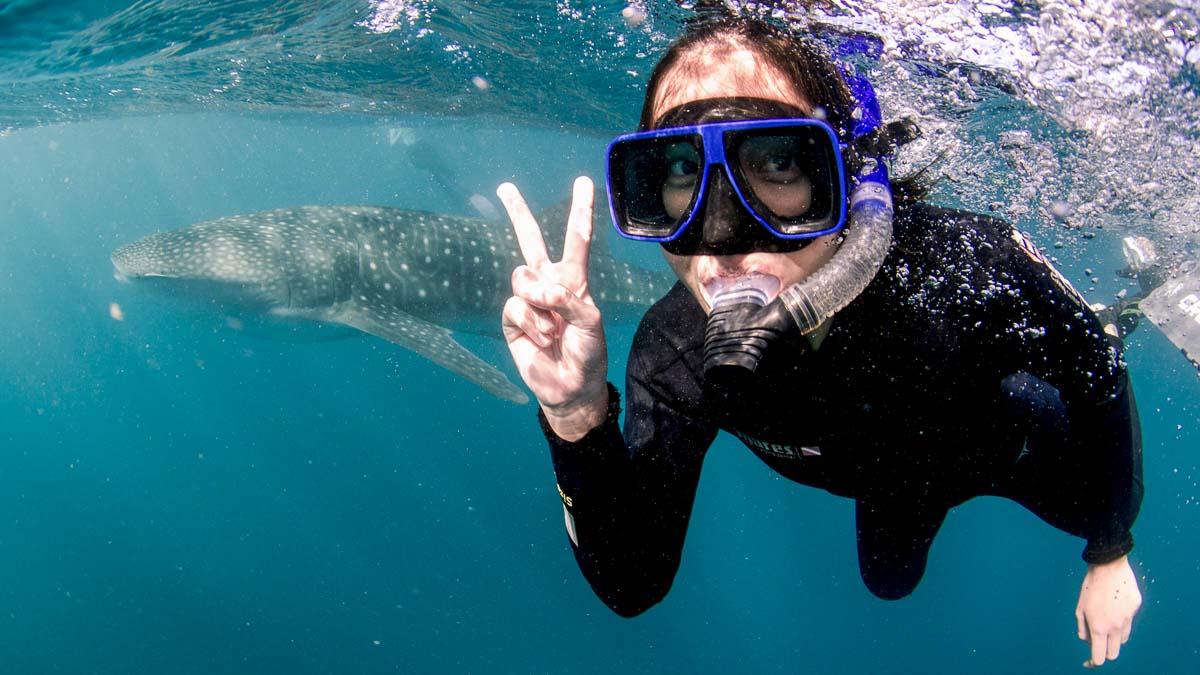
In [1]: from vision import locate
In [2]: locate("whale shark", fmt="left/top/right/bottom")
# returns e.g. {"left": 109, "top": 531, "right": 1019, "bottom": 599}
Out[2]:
{"left": 111, "top": 203, "right": 673, "bottom": 403}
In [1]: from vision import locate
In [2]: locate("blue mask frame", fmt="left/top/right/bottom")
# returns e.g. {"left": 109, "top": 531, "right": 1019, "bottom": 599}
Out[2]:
{"left": 605, "top": 117, "right": 849, "bottom": 245}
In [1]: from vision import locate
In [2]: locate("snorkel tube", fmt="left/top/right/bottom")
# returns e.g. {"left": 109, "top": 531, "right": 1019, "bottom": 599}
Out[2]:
{"left": 703, "top": 68, "right": 895, "bottom": 382}
{"left": 775, "top": 71, "right": 894, "bottom": 333}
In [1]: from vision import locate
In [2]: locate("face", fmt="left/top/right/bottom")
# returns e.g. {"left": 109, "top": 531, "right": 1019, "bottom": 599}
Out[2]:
{"left": 660, "top": 132, "right": 815, "bottom": 222}
{"left": 651, "top": 44, "right": 840, "bottom": 313}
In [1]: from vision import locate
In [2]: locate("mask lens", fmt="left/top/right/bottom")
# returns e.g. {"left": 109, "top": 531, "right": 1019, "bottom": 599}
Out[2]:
{"left": 609, "top": 133, "right": 704, "bottom": 240}
{"left": 727, "top": 124, "right": 844, "bottom": 236}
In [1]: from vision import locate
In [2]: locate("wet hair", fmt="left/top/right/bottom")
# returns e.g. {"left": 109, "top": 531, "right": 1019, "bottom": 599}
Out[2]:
{"left": 639, "top": 13, "right": 930, "bottom": 205}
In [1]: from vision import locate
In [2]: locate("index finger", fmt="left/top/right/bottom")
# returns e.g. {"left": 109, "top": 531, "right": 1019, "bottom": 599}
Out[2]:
{"left": 497, "top": 182, "right": 549, "bottom": 268}
{"left": 561, "top": 176, "right": 595, "bottom": 279}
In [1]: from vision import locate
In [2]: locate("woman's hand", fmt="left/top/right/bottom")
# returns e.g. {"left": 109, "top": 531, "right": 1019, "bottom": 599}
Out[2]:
{"left": 498, "top": 176, "right": 609, "bottom": 441}
{"left": 1076, "top": 554, "right": 1141, "bottom": 668}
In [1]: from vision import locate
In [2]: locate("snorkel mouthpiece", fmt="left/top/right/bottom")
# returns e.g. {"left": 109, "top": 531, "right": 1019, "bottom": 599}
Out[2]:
{"left": 706, "top": 273, "right": 781, "bottom": 308}
{"left": 704, "top": 274, "right": 791, "bottom": 385}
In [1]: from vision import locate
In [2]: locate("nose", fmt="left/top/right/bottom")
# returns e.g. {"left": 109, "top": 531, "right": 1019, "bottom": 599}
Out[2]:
{"left": 698, "top": 168, "right": 753, "bottom": 252}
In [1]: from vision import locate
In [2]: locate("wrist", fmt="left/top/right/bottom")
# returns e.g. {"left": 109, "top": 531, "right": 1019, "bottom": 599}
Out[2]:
{"left": 542, "top": 385, "right": 610, "bottom": 441}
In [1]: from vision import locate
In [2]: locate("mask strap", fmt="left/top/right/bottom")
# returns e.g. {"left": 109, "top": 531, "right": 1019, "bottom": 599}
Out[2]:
{"left": 834, "top": 59, "right": 892, "bottom": 188}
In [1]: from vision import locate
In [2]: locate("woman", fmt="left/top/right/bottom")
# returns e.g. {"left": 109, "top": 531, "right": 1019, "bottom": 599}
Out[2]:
{"left": 497, "top": 13, "right": 1142, "bottom": 669}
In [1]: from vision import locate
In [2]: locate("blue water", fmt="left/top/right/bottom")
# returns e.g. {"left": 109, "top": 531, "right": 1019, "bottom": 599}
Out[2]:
{"left": 2, "top": 2, "right": 1199, "bottom": 674}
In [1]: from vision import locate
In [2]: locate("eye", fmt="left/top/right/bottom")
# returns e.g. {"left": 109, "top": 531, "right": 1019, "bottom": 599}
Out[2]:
{"left": 762, "top": 154, "right": 799, "bottom": 176}
{"left": 667, "top": 157, "right": 698, "bottom": 178}
{"left": 740, "top": 137, "right": 805, "bottom": 184}
{"left": 748, "top": 153, "right": 803, "bottom": 183}
{"left": 659, "top": 143, "right": 701, "bottom": 220}
{"left": 662, "top": 144, "right": 700, "bottom": 188}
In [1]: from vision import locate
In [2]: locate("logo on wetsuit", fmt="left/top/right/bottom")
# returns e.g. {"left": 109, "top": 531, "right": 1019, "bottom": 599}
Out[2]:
{"left": 731, "top": 430, "right": 821, "bottom": 460}
{"left": 556, "top": 482, "right": 574, "bottom": 508}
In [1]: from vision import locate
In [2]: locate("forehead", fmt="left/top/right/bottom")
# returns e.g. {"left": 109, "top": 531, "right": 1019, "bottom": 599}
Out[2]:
{"left": 651, "top": 46, "right": 809, "bottom": 122}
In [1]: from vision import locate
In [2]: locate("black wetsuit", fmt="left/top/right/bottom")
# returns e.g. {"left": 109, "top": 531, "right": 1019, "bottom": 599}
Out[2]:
{"left": 541, "top": 203, "right": 1143, "bottom": 616}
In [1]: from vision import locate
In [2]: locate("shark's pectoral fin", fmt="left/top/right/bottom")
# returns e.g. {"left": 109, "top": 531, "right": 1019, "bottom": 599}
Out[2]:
{"left": 329, "top": 303, "right": 529, "bottom": 404}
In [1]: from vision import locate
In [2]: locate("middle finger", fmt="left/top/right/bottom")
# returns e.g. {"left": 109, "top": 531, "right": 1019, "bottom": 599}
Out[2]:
{"left": 561, "top": 176, "right": 595, "bottom": 284}
{"left": 1090, "top": 633, "right": 1107, "bottom": 668}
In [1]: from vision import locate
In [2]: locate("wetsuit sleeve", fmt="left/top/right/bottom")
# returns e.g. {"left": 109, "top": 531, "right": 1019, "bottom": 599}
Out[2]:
{"left": 986, "top": 224, "right": 1143, "bottom": 564}
{"left": 538, "top": 340, "right": 717, "bottom": 617}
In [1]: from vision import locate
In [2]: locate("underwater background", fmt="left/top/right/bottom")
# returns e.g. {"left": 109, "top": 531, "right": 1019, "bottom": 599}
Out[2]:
{"left": 1, "top": 1, "right": 1197, "bottom": 673}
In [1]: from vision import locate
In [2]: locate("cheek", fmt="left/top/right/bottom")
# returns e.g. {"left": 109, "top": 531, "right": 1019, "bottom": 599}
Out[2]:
{"left": 662, "top": 185, "right": 692, "bottom": 220}
{"left": 662, "top": 249, "right": 693, "bottom": 281}
{"left": 662, "top": 250, "right": 702, "bottom": 294}
{"left": 750, "top": 176, "right": 812, "bottom": 218}
{"left": 781, "top": 234, "right": 839, "bottom": 281}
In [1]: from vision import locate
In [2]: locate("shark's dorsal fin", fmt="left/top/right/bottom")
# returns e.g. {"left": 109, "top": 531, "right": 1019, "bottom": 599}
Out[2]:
{"left": 535, "top": 196, "right": 612, "bottom": 260}
{"left": 327, "top": 302, "right": 529, "bottom": 404}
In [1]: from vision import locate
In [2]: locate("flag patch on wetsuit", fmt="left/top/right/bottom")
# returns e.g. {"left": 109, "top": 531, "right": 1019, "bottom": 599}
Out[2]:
{"left": 1011, "top": 229, "right": 1091, "bottom": 310}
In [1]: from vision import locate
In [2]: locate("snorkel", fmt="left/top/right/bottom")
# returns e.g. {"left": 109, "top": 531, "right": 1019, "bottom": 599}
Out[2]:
{"left": 775, "top": 70, "right": 894, "bottom": 331}
{"left": 703, "top": 66, "right": 895, "bottom": 382}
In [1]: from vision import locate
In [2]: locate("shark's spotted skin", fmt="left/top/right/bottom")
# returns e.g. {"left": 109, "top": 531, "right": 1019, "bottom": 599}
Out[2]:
{"left": 112, "top": 205, "right": 672, "bottom": 403}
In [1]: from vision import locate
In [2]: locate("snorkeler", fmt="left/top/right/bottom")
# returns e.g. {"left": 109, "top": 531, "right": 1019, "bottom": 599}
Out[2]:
{"left": 497, "top": 12, "right": 1143, "bottom": 670}
{"left": 1097, "top": 235, "right": 1200, "bottom": 373}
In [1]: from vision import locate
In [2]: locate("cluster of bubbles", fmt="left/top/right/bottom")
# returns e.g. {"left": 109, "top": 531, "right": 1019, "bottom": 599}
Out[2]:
{"left": 2, "top": 0, "right": 1196, "bottom": 257}
{"left": 752, "top": 0, "right": 1199, "bottom": 254}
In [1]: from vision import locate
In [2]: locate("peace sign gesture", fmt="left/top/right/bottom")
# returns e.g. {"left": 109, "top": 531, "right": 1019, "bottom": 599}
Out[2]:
{"left": 498, "top": 177, "right": 610, "bottom": 441}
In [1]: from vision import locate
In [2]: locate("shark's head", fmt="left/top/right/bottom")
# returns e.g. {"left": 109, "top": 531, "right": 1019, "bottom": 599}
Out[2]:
{"left": 113, "top": 222, "right": 280, "bottom": 281}
{"left": 111, "top": 220, "right": 299, "bottom": 310}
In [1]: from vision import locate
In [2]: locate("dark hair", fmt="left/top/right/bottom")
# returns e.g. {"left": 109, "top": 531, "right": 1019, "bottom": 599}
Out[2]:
{"left": 639, "top": 13, "right": 930, "bottom": 205}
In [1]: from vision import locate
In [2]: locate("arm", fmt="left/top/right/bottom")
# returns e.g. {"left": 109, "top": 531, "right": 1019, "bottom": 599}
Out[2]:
{"left": 544, "top": 366, "right": 716, "bottom": 617}
{"left": 498, "top": 178, "right": 716, "bottom": 616}
{"left": 1062, "top": 367, "right": 1142, "bottom": 668}
{"left": 987, "top": 223, "right": 1144, "bottom": 666}
{"left": 995, "top": 226, "right": 1143, "bottom": 561}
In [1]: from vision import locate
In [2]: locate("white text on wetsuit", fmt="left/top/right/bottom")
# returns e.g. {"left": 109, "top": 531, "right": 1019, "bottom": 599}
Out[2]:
{"left": 731, "top": 430, "right": 819, "bottom": 460}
